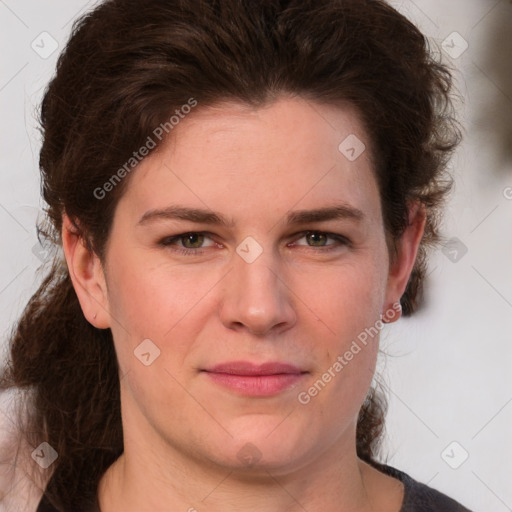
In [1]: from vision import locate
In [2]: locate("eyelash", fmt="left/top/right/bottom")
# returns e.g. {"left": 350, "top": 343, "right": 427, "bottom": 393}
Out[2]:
{"left": 158, "top": 231, "right": 351, "bottom": 256}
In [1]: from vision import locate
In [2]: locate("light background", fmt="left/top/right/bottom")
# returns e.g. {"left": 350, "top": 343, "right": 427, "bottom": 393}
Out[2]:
{"left": 0, "top": 1, "right": 511, "bottom": 511}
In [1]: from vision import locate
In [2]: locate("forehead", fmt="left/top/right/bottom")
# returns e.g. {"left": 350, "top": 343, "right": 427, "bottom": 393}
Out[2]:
{"left": 116, "top": 96, "right": 381, "bottom": 226}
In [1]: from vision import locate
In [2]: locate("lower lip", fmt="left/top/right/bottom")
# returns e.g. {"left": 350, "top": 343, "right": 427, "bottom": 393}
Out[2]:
{"left": 204, "top": 372, "right": 305, "bottom": 397}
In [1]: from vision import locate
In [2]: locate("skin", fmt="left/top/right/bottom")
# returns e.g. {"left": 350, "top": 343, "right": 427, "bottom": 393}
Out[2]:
{"left": 62, "top": 96, "right": 425, "bottom": 512}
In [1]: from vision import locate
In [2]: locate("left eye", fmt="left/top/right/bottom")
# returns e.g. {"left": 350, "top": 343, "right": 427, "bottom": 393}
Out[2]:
{"left": 293, "top": 231, "right": 349, "bottom": 248}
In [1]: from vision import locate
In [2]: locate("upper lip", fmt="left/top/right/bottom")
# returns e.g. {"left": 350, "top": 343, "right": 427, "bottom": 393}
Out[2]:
{"left": 204, "top": 361, "right": 306, "bottom": 376}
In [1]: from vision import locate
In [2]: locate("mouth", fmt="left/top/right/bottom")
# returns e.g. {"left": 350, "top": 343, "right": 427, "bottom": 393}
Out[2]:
{"left": 201, "top": 361, "right": 308, "bottom": 397}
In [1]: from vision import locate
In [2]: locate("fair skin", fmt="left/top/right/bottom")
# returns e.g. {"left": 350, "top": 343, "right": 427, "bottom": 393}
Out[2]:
{"left": 62, "top": 96, "right": 425, "bottom": 512}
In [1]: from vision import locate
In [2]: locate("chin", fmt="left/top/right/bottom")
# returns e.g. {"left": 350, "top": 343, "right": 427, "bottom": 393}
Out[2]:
{"left": 211, "top": 429, "right": 313, "bottom": 473}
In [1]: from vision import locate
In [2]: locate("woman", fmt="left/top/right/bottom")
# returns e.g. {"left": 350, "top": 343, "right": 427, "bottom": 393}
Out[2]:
{"left": 0, "top": 0, "right": 471, "bottom": 510}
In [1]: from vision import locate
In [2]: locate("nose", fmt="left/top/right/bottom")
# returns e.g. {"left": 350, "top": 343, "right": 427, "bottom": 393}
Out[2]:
{"left": 219, "top": 246, "right": 297, "bottom": 336}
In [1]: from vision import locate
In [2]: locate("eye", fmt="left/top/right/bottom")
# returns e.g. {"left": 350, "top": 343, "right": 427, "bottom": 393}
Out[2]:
{"left": 158, "top": 230, "right": 350, "bottom": 257}
{"left": 159, "top": 232, "right": 217, "bottom": 254}
{"left": 292, "top": 231, "right": 350, "bottom": 250}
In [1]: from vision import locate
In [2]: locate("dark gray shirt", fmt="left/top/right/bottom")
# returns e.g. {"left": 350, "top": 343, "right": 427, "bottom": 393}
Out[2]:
{"left": 36, "top": 462, "right": 474, "bottom": 511}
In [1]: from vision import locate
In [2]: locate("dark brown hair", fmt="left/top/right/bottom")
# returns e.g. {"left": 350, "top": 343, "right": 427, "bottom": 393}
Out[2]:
{"left": 0, "top": 0, "right": 460, "bottom": 510}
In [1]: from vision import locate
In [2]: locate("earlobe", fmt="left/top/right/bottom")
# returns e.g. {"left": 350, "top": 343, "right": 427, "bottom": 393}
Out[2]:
{"left": 61, "top": 214, "right": 111, "bottom": 329}
{"left": 383, "top": 201, "right": 426, "bottom": 322}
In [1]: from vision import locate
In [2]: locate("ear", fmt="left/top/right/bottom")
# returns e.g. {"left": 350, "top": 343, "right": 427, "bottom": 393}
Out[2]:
{"left": 382, "top": 201, "right": 426, "bottom": 321}
{"left": 61, "top": 214, "right": 111, "bottom": 329}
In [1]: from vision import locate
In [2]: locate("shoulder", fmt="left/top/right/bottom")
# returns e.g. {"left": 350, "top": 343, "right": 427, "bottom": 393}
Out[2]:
{"left": 369, "top": 460, "right": 475, "bottom": 512}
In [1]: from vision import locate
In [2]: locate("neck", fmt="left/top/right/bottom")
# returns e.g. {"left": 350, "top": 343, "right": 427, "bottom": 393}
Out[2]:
{"left": 98, "top": 430, "right": 396, "bottom": 512}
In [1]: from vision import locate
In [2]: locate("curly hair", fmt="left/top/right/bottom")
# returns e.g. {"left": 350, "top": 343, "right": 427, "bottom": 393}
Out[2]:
{"left": 0, "top": 0, "right": 460, "bottom": 510}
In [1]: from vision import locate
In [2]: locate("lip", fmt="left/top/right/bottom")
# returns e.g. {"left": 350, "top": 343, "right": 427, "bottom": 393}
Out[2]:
{"left": 205, "top": 361, "right": 305, "bottom": 376}
{"left": 202, "top": 361, "right": 308, "bottom": 397}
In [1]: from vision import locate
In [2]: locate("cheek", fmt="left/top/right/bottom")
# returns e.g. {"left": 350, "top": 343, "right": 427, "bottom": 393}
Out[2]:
{"left": 106, "top": 251, "right": 208, "bottom": 333}
{"left": 107, "top": 267, "right": 163, "bottom": 334}
{"left": 296, "top": 255, "right": 387, "bottom": 408}
{"left": 103, "top": 251, "right": 223, "bottom": 375}
{"left": 308, "top": 258, "right": 387, "bottom": 345}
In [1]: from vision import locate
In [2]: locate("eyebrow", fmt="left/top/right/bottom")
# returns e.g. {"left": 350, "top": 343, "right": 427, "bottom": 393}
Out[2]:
{"left": 136, "top": 203, "right": 364, "bottom": 227}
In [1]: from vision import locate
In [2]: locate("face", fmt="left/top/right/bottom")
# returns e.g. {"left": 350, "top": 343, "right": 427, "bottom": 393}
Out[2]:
{"left": 66, "top": 96, "right": 421, "bottom": 475}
